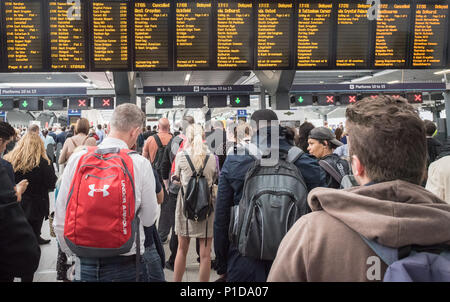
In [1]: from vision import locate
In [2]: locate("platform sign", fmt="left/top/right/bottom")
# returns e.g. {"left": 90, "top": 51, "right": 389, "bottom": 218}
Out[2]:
{"left": 230, "top": 95, "right": 250, "bottom": 107}
{"left": 43, "top": 98, "right": 65, "bottom": 110}
{"left": 293, "top": 94, "right": 313, "bottom": 106}
{"left": 317, "top": 94, "right": 335, "bottom": 105}
{"left": 94, "top": 97, "right": 114, "bottom": 109}
{"left": 407, "top": 92, "right": 423, "bottom": 103}
{"left": 340, "top": 94, "right": 358, "bottom": 105}
{"left": 0, "top": 99, "right": 15, "bottom": 111}
{"left": 69, "top": 97, "right": 90, "bottom": 110}
{"left": 155, "top": 96, "right": 173, "bottom": 109}
{"left": 19, "top": 98, "right": 40, "bottom": 111}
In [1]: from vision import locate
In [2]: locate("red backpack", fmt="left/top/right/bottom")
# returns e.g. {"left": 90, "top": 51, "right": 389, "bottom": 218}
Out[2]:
{"left": 64, "top": 147, "right": 139, "bottom": 258}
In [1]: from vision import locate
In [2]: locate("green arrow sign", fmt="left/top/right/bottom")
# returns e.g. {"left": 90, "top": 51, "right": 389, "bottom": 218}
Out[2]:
{"left": 235, "top": 97, "right": 241, "bottom": 104}
{"left": 158, "top": 98, "right": 164, "bottom": 105}
{"left": 298, "top": 96, "right": 304, "bottom": 103}
{"left": 0, "top": 101, "right": 3, "bottom": 108}
{"left": 22, "top": 101, "right": 28, "bottom": 108}
{"left": 47, "top": 100, "right": 54, "bottom": 107}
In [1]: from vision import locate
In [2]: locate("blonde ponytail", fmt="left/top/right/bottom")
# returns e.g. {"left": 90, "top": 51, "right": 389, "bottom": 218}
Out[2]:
{"left": 186, "top": 124, "right": 207, "bottom": 171}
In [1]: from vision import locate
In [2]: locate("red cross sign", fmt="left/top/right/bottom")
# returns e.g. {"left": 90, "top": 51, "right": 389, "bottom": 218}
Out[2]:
{"left": 326, "top": 96, "right": 334, "bottom": 103}
{"left": 349, "top": 95, "right": 356, "bottom": 103}
{"left": 78, "top": 99, "right": 86, "bottom": 107}
{"left": 103, "top": 99, "right": 111, "bottom": 106}
{"left": 414, "top": 94, "right": 422, "bottom": 102}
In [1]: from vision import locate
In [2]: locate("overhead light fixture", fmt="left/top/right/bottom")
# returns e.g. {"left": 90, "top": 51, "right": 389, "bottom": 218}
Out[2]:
{"left": 338, "top": 75, "right": 343, "bottom": 78}
{"left": 434, "top": 69, "right": 450, "bottom": 75}
{"left": 0, "top": 82, "right": 94, "bottom": 88}
{"left": 388, "top": 80, "right": 400, "bottom": 84}
{"left": 185, "top": 73, "right": 191, "bottom": 82}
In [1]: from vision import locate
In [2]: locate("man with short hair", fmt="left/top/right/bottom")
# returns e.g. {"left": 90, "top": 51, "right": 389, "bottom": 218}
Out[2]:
{"left": 268, "top": 95, "right": 450, "bottom": 282}
{"left": 96, "top": 124, "right": 105, "bottom": 144}
{"left": 214, "top": 109, "right": 326, "bottom": 282}
{"left": 54, "top": 103, "right": 159, "bottom": 282}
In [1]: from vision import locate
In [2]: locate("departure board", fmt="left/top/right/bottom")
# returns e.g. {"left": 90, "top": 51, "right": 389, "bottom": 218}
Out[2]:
{"left": 336, "top": 2, "right": 371, "bottom": 68}
{"left": 175, "top": 0, "right": 212, "bottom": 69}
{"left": 216, "top": 0, "right": 253, "bottom": 69}
{"left": 297, "top": 2, "right": 333, "bottom": 68}
{"left": 91, "top": 1, "right": 130, "bottom": 70}
{"left": 49, "top": 0, "right": 87, "bottom": 71}
{"left": 412, "top": 2, "right": 449, "bottom": 67}
{"left": 374, "top": 3, "right": 411, "bottom": 68}
{"left": 134, "top": 0, "right": 171, "bottom": 70}
{"left": 4, "top": 0, "right": 43, "bottom": 71}
{"left": 256, "top": 1, "right": 294, "bottom": 69}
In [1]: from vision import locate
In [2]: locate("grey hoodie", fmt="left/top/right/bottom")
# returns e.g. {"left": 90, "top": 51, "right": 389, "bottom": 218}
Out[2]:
{"left": 267, "top": 180, "right": 450, "bottom": 282}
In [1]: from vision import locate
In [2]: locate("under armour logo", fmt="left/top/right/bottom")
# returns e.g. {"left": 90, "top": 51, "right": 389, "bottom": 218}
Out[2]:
{"left": 88, "top": 184, "right": 110, "bottom": 197}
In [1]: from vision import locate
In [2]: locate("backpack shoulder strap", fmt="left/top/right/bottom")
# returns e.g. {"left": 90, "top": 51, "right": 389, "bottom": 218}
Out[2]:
{"left": 184, "top": 152, "right": 197, "bottom": 175}
{"left": 359, "top": 235, "right": 398, "bottom": 266}
{"left": 198, "top": 154, "right": 211, "bottom": 176}
{"left": 287, "top": 146, "right": 304, "bottom": 164}
{"left": 153, "top": 134, "right": 163, "bottom": 148}
{"left": 319, "top": 159, "right": 344, "bottom": 184}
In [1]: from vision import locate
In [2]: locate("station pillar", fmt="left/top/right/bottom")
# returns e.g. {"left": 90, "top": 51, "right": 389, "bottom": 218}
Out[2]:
{"left": 444, "top": 91, "right": 450, "bottom": 138}
{"left": 254, "top": 70, "right": 295, "bottom": 110}
{"left": 113, "top": 72, "right": 137, "bottom": 107}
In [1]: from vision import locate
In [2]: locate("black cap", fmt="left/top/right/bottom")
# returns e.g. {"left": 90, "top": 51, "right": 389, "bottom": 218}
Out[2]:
{"left": 309, "top": 127, "right": 343, "bottom": 147}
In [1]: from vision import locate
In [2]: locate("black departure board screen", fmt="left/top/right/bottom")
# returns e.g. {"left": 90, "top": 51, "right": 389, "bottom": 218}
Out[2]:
{"left": 175, "top": 0, "right": 212, "bottom": 69}
{"left": 208, "top": 95, "right": 227, "bottom": 108}
{"left": 336, "top": 2, "right": 371, "bottom": 68}
{"left": 91, "top": 1, "right": 130, "bottom": 70}
{"left": 49, "top": 0, "right": 87, "bottom": 71}
{"left": 412, "top": 2, "right": 449, "bottom": 67}
{"left": 297, "top": 1, "right": 333, "bottom": 68}
{"left": 375, "top": 3, "right": 411, "bottom": 68}
{"left": 216, "top": 0, "right": 253, "bottom": 69}
{"left": 230, "top": 94, "right": 250, "bottom": 107}
{"left": 155, "top": 96, "right": 173, "bottom": 108}
{"left": 4, "top": 0, "right": 44, "bottom": 71}
{"left": 185, "top": 95, "right": 204, "bottom": 108}
{"left": 134, "top": 0, "right": 171, "bottom": 70}
{"left": 256, "top": 1, "right": 294, "bottom": 69}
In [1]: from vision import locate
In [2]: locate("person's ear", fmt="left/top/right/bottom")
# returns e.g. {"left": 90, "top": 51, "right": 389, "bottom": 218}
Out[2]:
{"left": 351, "top": 155, "right": 364, "bottom": 177}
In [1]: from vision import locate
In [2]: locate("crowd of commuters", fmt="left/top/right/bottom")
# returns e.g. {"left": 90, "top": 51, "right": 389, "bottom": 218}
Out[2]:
{"left": 1, "top": 94, "right": 450, "bottom": 282}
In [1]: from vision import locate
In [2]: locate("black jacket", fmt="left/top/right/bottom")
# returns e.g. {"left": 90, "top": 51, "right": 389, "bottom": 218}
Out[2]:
{"left": 427, "top": 137, "right": 442, "bottom": 166}
{"left": 0, "top": 166, "right": 40, "bottom": 280}
{"left": 15, "top": 157, "right": 57, "bottom": 220}
{"left": 214, "top": 127, "right": 327, "bottom": 281}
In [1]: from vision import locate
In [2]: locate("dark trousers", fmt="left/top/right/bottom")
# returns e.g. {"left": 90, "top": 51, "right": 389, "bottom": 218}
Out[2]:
{"left": 158, "top": 190, "right": 176, "bottom": 241}
{"left": 28, "top": 216, "right": 44, "bottom": 239}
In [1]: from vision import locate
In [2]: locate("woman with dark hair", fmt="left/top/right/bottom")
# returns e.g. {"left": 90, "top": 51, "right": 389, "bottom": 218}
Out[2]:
{"left": 58, "top": 118, "right": 97, "bottom": 165}
{"left": 334, "top": 127, "right": 343, "bottom": 142}
{"left": 297, "top": 121, "right": 315, "bottom": 153}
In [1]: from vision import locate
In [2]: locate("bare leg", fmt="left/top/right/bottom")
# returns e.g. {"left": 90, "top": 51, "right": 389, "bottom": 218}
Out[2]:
{"left": 173, "top": 235, "right": 190, "bottom": 282}
{"left": 198, "top": 238, "right": 213, "bottom": 282}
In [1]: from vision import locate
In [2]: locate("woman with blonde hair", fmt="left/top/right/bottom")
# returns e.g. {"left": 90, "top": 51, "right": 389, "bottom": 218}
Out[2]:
{"left": 172, "top": 124, "right": 218, "bottom": 282}
{"left": 4, "top": 133, "right": 57, "bottom": 281}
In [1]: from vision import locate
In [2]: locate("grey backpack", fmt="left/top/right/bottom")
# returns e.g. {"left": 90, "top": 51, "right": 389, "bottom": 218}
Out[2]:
{"left": 229, "top": 147, "right": 309, "bottom": 261}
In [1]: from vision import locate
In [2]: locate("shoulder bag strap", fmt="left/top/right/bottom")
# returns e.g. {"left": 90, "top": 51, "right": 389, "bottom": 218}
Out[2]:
{"left": 359, "top": 235, "right": 398, "bottom": 266}
{"left": 319, "top": 160, "right": 344, "bottom": 184}
{"left": 287, "top": 147, "right": 304, "bottom": 164}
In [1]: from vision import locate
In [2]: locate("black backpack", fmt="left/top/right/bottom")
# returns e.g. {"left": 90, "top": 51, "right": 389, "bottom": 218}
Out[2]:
{"left": 152, "top": 134, "right": 171, "bottom": 174}
{"left": 230, "top": 147, "right": 309, "bottom": 261}
{"left": 181, "top": 153, "right": 213, "bottom": 238}
{"left": 319, "top": 155, "right": 350, "bottom": 189}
